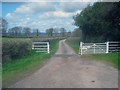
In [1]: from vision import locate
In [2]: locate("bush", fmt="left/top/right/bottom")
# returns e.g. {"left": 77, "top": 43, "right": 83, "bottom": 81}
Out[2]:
{"left": 2, "top": 39, "right": 32, "bottom": 63}
{"left": 2, "top": 38, "right": 62, "bottom": 63}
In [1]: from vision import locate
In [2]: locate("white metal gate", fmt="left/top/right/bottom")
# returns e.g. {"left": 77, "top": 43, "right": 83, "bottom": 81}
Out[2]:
{"left": 79, "top": 41, "right": 120, "bottom": 55}
{"left": 32, "top": 42, "right": 50, "bottom": 53}
{"left": 79, "top": 42, "right": 109, "bottom": 55}
{"left": 109, "top": 42, "right": 120, "bottom": 52}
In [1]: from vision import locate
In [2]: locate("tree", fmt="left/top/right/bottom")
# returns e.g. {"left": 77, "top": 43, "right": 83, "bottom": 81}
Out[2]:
{"left": 33, "top": 29, "right": 39, "bottom": 36}
{"left": 24, "top": 27, "right": 31, "bottom": 37}
{"left": 0, "top": 17, "right": 8, "bottom": 37}
{"left": 46, "top": 28, "right": 53, "bottom": 37}
{"left": 0, "top": 17, "right": 2, "bottom": 37}
{"left": 8, "top": 26, "right": 22, "bottom": 36}
{"left": 8, "top": 28, "right": 14, "bottom": 36}
{"left": 60, "top": 28, "right": 66, "bottom": 37}
{"left": 72, "top": 28, "right": 82, "bottom": 37}
{"left": 53, "top": 28, "right": 59, "bottom": 37}
{"left": 73, "top": 2, "right": 120, "bottom": 42}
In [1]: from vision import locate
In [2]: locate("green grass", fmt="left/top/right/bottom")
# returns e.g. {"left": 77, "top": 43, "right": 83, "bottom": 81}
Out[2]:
{"left": 66, "top": 37, "right": 81, "bottom": 53}
{"left": 66, "top": 38, "right": 119, "bottom": 70}
{"left": 2, "top": 37, "right": 31, "bottom": 40}
{"left": 66, "top": 41, "right": 79, "bottom": 53}
{"left": 81, "top": 53, "right": 119, "bottom": 69}
{"left": 2, "top": 40, "right": 59, "bottom": 87}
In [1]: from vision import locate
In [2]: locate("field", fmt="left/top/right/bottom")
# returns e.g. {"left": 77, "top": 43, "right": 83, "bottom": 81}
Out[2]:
{"left": 2, "top": 38, "right": 60, "bottom": 87}
{"left": 66, "top": 37, "right": 119, "bottom": 70}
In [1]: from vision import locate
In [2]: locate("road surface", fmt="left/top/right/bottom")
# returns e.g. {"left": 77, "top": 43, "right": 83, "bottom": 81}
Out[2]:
{"left": 9, "top": 40, "right": 118, "bottom": 88}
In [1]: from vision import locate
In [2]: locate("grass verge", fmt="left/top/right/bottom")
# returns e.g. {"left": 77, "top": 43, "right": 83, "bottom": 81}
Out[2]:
{"left": 81, "top": 53, "right": 119, "bottom": 70}
{"left": 66, "top": 40, "right": 119, "bottom": 70}
{"left": 3, "top": 40, "right": 59, "bottom": 87}
{"left": 66, "top": 41, "right": 79, "bottom": 53}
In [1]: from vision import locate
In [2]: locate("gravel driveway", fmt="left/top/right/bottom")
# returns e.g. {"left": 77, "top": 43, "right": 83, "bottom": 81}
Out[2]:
{"left": 9, "top": 40, "right": 118, "bottom": 88}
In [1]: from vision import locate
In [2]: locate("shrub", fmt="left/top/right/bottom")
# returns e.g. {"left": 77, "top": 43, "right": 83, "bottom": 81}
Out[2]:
{"left": 2, "top": 38, "right": 61, "bottom": 63}
{"left": 2, "top": 39, "right": 32, "bottom": 63}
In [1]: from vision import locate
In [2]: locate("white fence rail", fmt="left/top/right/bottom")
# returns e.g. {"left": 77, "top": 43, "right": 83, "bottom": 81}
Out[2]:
{"left": 109, "top": 42, "right": 120, "bottom": 52}
{"left": 79, "top": 41, "right": 120, "bottom": 55}
{"left": 32, "top": 42, "right": 50, "bottom": 53}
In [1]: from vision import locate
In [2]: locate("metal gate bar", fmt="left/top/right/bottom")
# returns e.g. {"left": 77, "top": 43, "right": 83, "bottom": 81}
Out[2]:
{"left": 32, "top": 42, "right": 50, "bottom": 53}
{"left": 79, "top": 41, "right": 120, "bottom": 55}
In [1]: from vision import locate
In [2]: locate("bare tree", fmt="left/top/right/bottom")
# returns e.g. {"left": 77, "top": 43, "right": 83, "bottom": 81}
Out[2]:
{"left": 8, "top": 28, "right": 14, "bottom": 36}
{"left": 0, "top": 17, "right": 2, "bottom": 37}
{"left": 0, "top": 17, "right": 8, "bottom": 37}
{"left": 33, "top": 29, "right": 39, "bottom": 36}
{"left": 46, "top": 28, "right": 53, "bottom": 37}
{"left": 8, "top": 26, "right": 22, "bottom": 36}
{"left": 24, "top": 27, "right": 31, "bottom": 37}
{"left": 53, "top": 28, "right": 58, "bottom": 37}
{"left": 60, "top": 28, "right": 66, "bottom": 37}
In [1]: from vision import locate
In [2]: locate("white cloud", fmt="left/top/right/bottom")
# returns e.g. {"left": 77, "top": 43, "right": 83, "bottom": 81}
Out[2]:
{"left": 5, "top": 2, "right": 89, "bottom": 32}
{"left": 38, "top": 10, "right": 81, "bottom": 20}
{"left": 6, "top": 13, "right": 32, "bottom": 27}
{"left": 14, "top": 2, "right": 88, "bottom": 15}
{"left": 60, "top": 2, "right": 89, "bottom": 12}
{"left": 6, "top": 13, "right": 11, "bottom": 17}
{"left": 53, "top": 11, "right": 73, "bottom": 18}
{"left": 40, "top": 11, "right": 73, "bottom": 19}
{"left": 26, "top": 17, "right": 30, "bottom": 21}
{"left": 14, "top": 2, "right": 56, "bottom": 15}
{"left": 6, "top": 13, "right": 23, "bottom": 23}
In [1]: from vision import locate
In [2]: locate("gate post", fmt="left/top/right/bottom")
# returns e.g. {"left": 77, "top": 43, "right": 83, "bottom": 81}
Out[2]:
{"left": 106, "top": 42, "right": 109, "bottom": 53}
{"left": 80, "top": 42, "right": 83, "bottom": 55}
{"left": 93, "top": 44, "right": 95, "bottom": 54}
{"left": 32, "top": 42, "right": 34, "bottom": 49}
{"left": 47, "top": 42, "right": 50, "bottom": 53}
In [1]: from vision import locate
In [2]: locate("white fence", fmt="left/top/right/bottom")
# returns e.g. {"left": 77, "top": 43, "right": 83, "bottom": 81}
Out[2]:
{"left": 32, "top": 42, "right": 50, "bottom": 53}
{"left": 79, "top": 41, "right": 120, "bottom": 55}
{"left": 109, "top": 42, "right": 120, "bottom": 52}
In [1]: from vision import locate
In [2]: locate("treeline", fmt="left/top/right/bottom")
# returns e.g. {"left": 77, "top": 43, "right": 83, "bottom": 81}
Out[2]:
{"left": 0, "top": 17, "right": 40, "bottom": 37}
{"left": 0, "top": 17, "right": 71, "bottom": 38}
{"left": 73, "top": 2, "right": 120, "bottom": 42}
{"left": 46, "top": 27, "right": 71, "bottom": 37}
{"left": 8, "top": 27, "right": 39, "bottom": 37}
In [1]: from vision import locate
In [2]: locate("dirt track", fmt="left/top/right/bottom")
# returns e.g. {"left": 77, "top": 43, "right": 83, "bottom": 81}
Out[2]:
{"left": 9, "top": 40, "right": 118, "bottom": 88}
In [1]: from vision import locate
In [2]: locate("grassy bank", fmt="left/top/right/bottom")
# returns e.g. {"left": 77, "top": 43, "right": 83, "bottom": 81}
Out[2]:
{"left": 66, "top": 37, "right": 81, "bottom": 53}
{"left": 3, "top": 39, "right": 59, "bottom": 87}
{"left": 66, "top": 38, "right": 119, "bottom": 70}
{"left": 66, "top": 41, "right": 79, "bottom": 53}
{"left": 81, "top": 53, "right": 119, "bottom": 69}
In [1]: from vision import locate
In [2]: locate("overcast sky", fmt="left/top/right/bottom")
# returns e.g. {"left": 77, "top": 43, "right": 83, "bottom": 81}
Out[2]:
{"left": 2, "top": 2, "right": 91, "bottom": 32}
